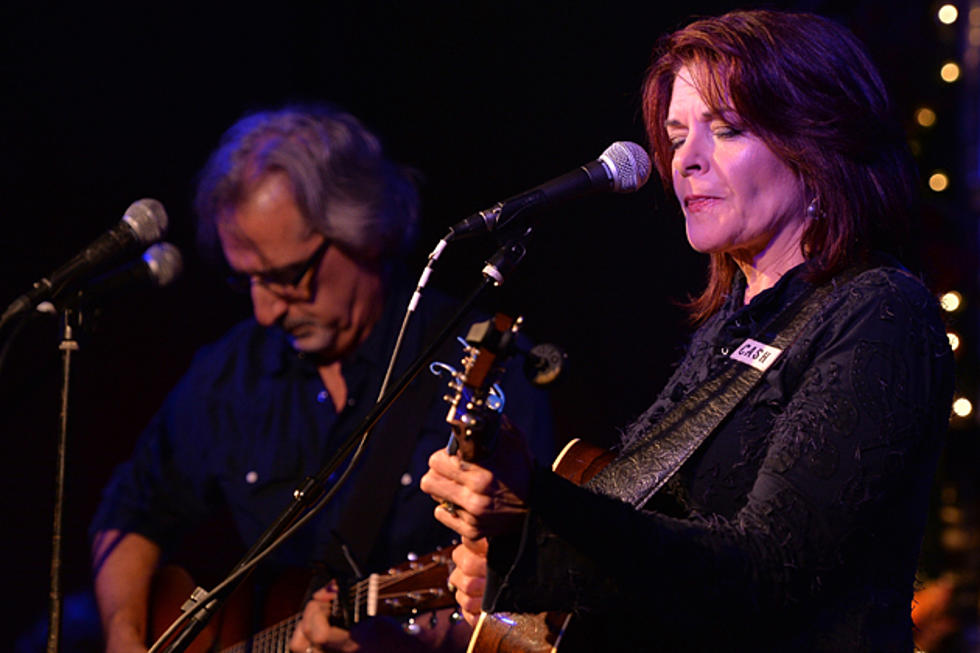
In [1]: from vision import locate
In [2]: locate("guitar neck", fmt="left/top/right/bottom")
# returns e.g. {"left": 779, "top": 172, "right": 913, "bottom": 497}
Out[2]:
{"left": 220, "top": 612, "right": 302, "bottom": 653}
{"left": 219, "top": 547, "right": 455, "bottom": 652}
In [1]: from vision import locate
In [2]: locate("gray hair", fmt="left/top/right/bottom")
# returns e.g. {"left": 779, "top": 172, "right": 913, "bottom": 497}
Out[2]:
{"left": 195, "top": 105, "right": 419, "bottom": 263}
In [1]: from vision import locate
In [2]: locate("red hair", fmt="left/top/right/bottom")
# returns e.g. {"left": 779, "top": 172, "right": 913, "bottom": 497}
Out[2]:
{"left": 643, "top": 10, "right": 917, "bottom": 322}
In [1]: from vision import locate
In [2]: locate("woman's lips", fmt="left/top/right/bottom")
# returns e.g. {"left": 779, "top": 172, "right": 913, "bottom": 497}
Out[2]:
{"left": 684, "top": 195, "right": 721, "bottom": 212}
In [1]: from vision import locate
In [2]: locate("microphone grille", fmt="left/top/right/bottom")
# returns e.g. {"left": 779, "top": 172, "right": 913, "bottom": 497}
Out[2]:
{"left": 123, "top": 198, "right": 169, "bottom": 244}
{"left": 142, "top": 242, "right": 183, "bottom": 287}
{"left": 599, "top": 141, "right": 652, "bottom": 193}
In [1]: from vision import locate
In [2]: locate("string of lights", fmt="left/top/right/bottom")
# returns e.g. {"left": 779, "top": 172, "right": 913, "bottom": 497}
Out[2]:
{"left": 918, "top": 4, "right": 976, "bottom": 426}
{"left": 912, "top": 7, "right": 980, "bottom": 650}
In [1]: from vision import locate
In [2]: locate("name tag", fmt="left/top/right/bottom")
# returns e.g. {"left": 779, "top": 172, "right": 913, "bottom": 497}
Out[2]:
{"left": 730, "top": 338, "right": 782, "bottom": 371}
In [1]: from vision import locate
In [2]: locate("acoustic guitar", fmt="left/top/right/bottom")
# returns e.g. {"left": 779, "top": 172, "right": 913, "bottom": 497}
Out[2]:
{"left": 441, "top": 315, "right": 615, "bottom": 652}
{"left": 149, "top": 546, "right": 457, "bottom": 652}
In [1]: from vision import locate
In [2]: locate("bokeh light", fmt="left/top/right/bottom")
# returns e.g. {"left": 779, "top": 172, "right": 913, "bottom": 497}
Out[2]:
{"left": 941, "top": 291, "right": 963, "bottom": 312}
{"left": 941, "top": 61, "right": 961, "bottom": 82}
{"left": 916, "top": 107, "right": 937, "bottom": 127}
{"left": 939, "top": 4, "right": 959, "bottom": 24}
{"left": 952, "top": 397, "right": 973, "bottom": 417}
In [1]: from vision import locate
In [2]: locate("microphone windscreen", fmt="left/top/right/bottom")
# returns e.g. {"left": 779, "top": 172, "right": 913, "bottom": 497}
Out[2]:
{"left": 143, "top": 242, "right": 183, "bottom": 287}
{"left": 123, "top": 198, "right": 169, "bottom": 244}
{"left": 600, "top": 142, "right": 652, "bottom": 193}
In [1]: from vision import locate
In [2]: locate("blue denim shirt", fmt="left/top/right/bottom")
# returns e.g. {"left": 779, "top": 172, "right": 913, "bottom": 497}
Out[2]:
{"left": 91, "top": 286, "right": 554, "bottom": 577}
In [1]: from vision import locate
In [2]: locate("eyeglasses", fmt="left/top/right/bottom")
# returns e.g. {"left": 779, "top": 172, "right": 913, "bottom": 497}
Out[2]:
{"left": 226, "top": 238, "right": 330, "bottom": 300}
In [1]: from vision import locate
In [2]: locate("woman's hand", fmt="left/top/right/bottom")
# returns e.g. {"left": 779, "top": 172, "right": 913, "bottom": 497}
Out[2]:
{"left": 420, "top": 417, "right": 533, "bottom": 540}
{"left": 449, "top": 537, "right": 489, "bottom": 626}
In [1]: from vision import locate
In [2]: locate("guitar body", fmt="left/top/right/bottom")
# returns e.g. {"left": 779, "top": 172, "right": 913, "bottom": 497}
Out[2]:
{"left": 148, "top": 564, "right": 308, "bottom": 653}
{"left": 467, "top": 610, "right": 572, "bottom": 653}
{"left": 551, "top": 438, "right": 617, "bottom": 486}
{"left": 467, "top": 438, "right": 614, "bottom": 653}
{"left": 148, "top": 565, "right": 222, "bottom": 653}
{"left": 149, "top": 548, "right": 456, "bottom": 652}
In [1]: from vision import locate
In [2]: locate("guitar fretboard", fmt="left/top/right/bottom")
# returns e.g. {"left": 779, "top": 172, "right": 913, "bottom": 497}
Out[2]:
{"left": 217, "top": 550, "right": 452, "bottom": 652}
{"left": 220, "top": 611, "right": 303, "bottom": 653}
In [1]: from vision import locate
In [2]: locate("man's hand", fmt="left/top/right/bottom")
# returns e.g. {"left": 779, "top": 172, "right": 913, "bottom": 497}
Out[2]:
{"left": 289, "top": 583, "right": 359, "bottom": 652}
{"left": 289, "top": 582, "right": 473, "bottom": 652}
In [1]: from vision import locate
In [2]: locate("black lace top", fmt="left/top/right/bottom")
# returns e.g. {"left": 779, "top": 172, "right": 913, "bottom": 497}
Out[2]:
{"left": 485, "top": 263, "right": 954, "bottom": 652}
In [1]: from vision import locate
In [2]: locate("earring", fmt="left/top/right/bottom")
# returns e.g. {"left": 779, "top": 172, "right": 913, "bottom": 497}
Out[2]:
{"left": 806, "top": 197, "right": 824, "bottom": 220}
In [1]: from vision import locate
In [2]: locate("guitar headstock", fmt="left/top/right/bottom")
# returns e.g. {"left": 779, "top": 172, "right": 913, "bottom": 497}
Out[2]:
{"left": 334, "top": 545, "right": 456, "bottom": 627}
{"left": 367, "top": 546, "right": 456, "bottom": 619}
{"left": 444, "top": 314, "right": 520, "bottom": 463}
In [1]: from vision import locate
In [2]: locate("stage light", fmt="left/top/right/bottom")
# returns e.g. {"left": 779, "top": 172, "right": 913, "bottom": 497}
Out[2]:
{"left": 948, "top": 332, "right": 961, "bottom": 351}
{"left": 939, "top": 4, "right": 959, "bottom": 24}
{"left": 929, "top": 172, "right": 950, "bottom": 191}
{"left": 941, "top": 290, "right": 963, "bottom": 312}
{"left": 915, "top": 107, "right": 937, "bottom": 127}
{"left": 941, "top": 61, "right": 961, "bottom": 82}
{"left": 952, "top": 397, "right": 973, "bottom": 417}
{"left": 941, "top": 504, "right": 963, "bottom": 524}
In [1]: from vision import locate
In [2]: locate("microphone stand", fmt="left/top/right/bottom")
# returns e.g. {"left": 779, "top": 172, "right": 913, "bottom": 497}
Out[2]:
{"left": 45, "top": 306, "right": 80, "bottom": 653}
{"left": 157, "top": 231, "right": 532, "bottom": 653}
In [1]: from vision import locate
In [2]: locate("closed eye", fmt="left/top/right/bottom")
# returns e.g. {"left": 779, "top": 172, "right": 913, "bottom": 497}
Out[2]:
{"left": 713, "top": 126, "right": 743, "bottom": 139}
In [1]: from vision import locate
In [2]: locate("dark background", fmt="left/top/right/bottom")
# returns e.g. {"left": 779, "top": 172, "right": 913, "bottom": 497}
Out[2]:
{"left": 0, "top": 1, "right": 975, "bottom": 649}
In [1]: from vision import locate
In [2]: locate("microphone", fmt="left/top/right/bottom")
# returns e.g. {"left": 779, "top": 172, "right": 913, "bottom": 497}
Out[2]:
{"left": 73, "top": 242, "right": 183, "bottom": 306}
{"left": 447, "top": 141, "right": 651, "bottom": 240}
{"left": 1, "top": 198, "right": 168, "bottom": 323}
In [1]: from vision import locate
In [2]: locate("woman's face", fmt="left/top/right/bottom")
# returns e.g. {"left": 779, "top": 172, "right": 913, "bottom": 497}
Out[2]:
{"left": 666, "top": 66, "right": 806, "bottom": 266}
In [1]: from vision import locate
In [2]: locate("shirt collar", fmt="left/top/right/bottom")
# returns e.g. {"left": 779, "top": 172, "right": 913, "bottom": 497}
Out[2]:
{"left": 724, "top": 261, "right": 813, "bottom": 320}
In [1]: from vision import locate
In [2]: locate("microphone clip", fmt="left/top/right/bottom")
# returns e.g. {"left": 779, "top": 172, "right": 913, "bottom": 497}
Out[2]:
{"left": 482, "top": 229, "right": 532, "bottom": 286}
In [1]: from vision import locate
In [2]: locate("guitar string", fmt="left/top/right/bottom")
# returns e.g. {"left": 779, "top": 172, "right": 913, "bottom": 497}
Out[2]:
{"left": 219, "top": 612, "right": 302, "bottom": 653}
{"left": 345, "top": 557, "right": 449, "bottom": 615}
{"left": 216, "top": 556, "right": 450, "bottom": 651}
{"left": 358, "top": 549, "right": 451, "bottom": 593}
